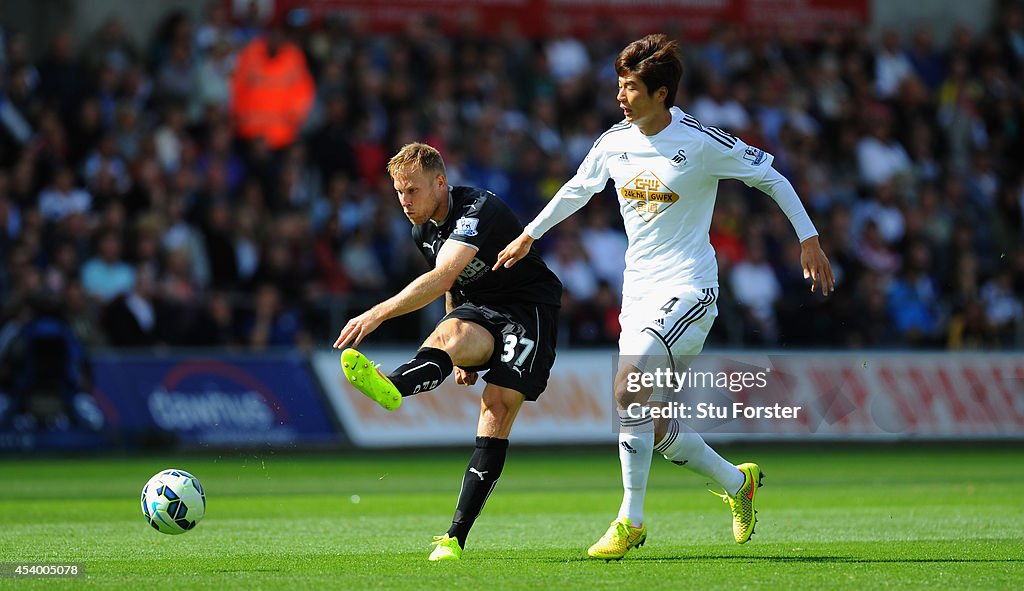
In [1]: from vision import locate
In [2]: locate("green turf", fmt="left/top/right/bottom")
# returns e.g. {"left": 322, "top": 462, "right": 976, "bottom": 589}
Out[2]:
{"left": 0, "top": 445, "right": 1022, "bottom": 590}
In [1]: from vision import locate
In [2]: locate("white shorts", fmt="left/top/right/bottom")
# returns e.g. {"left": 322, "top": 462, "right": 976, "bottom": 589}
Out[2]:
{"left": 618, "top": 287, "right": 718, "bottom": 401}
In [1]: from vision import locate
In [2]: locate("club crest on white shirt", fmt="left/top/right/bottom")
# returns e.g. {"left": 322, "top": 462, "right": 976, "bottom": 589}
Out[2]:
{"left": 454, "top": 217, "right": 479, "bottom": 237}
{"left": 620, "top": 170, "right": 680, "bottom": 222}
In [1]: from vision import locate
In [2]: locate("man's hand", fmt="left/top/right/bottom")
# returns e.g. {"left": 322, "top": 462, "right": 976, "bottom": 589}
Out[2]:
{"left": 800, "top": 236, "right": 835, "bottom": 296}
{"left": 493, "top": 232, "right": 535, "bottom": 270}
{"left": 454, "top": 367, "right": 478, "bottom": 386}
{"left": 333, "top": 308, "right": 383, "bottom": 349}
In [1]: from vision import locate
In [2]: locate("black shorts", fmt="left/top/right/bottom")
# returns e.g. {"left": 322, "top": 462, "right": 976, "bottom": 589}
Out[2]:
{"left": 441, "top": 301, "right": 558, "bottom": 401}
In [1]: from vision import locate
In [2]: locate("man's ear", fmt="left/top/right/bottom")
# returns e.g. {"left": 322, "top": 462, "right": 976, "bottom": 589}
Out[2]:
{"left": 436, "top": 174, "right": 447, "bottom": 190}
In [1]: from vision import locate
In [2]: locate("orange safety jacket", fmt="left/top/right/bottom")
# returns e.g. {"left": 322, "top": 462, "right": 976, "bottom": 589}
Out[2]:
{"left": 231, "top": 38, "right": 315, "bottom": 149}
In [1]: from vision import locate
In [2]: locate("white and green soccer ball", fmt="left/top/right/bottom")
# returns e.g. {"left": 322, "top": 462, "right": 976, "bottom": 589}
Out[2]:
{"left": 141, "top": 469, "right": 206, "bottom": 534}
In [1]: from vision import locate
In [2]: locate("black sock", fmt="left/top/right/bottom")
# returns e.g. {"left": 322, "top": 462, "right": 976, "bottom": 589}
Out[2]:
{"left": 387, "top": 347, "right": 454, "bottom": 397}
{"left": 447, "top": 436, "right": 509, "bottom": 549}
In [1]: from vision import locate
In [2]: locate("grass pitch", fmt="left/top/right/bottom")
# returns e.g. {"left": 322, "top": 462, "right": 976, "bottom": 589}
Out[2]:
{"left": 0, "top": 445, "right": 1022, "bottom": 590}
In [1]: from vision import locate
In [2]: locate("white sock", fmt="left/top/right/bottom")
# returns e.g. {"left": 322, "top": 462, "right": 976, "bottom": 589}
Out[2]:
{"left": 655, "top": 419, "right": 744, "bottom": 495}
{"left": 617, "top": 409, "right": 654, "bottom": 526}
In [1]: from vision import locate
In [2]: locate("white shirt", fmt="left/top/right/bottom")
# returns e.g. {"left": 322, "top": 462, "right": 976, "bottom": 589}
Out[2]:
{"left": 875, "top": 49, "right": 913, "bottom": 98}
{"left": 690, "top": 96, "right": 750, "bottom": 132}
{"left": 856, "top": 136, "right": 911, "bottom": 187}
{"left": 543, "top": 255, "right": 598, "bottom": 300}
{"left": 580, "top": 226, "right": 628, "bottom": 293}
{"left": 525, "top": 106, "right": 817, "bottom": 298}
{"left": 38, "top": 187, "right": 92, "bottom": 222}
{"left": 730, "top": 261, "right": 781, "bottom": 321}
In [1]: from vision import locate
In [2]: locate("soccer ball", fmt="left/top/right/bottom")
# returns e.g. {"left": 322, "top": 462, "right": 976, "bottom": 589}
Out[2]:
{"left": 141, "top": 469, "right": 206, "bottom": 535}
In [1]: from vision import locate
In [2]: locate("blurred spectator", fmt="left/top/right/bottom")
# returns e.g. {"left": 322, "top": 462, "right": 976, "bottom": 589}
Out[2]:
{"left": 43, "top": 240, "right": 78, "bottom": 294}
{"left": 938, "top": 54, "right": 986, "bottom": 174}
{"left": 230, "top": 27, "right": 314, "bottom": 150}
{"left": 154, "top": 105, "right": 188, "bottom": 173}
{"left": 887, "top": 242, "right": 942, "bottom": 345}
{"left": 947, "top": 299, "right": 997, "bottom": 349}
{"left": 161, "top": 248, "right": 199, "bottom": 305}
{"left": 0, "top": 296, "right": 95, "bottom": 430}
{"left": 341, "top": 228, "right": 388, "bottom": 292}
{"left": 981, "top": 270, "right": 1023, "bottom": 345}
{"left": 112, "top": 103, "right": 144, "bottom": 162}
{"left": 233, "top": 208, "right": 261, "bottom": 286}
{"left": 37, "top": 31, "right": 85, "bottom": 123}
{"left": 69, "top": 99, "right": 104, "bottom": 167}
{"left": 191, "top": 39, "right": 235, "bottom": 121}
{"left": 730, "top": 239, "right": 781, "bottom": 344}
{"left": 312, "top": 214, "right": 351, "bottom": 295}
{"left": 544, "top": 237, "right": 598, "bottom": 301}
{"left": 853, "top": 181, "right": 905, "bottom": 244}
{"left": 856, "top": 116, "right": 913, "bottom": 188}
{"left": 38, "top": 168, "right": 91, "bottom": 223}
{"left": 309, "top": 95, "right": 359, "bottom": 187}
{"left": 188, "top": 291, "right": 239, "bottom": 346}
{"left": 155, "top": 38, "right": 197, "bottom": 107}
{"left": 195, "top": 1, "right": 239, "bottom": 52}
{"left": 855, "top": 221, "right": 901, "bottom": 275}
{"left": 240, "top": 283, "right": 307, "bottom": 349}
{"left": 544, "top": 19, "right": 590, "bottom": 84}
{"left": 83, "top": 134, "right": 130, "bottom": 196}
{"left": 580, "top": 208, "right": 627, "bottom": 294}
{"left": 201, "top": 201, "right": 239, "bottom": 289}
{"left": 907, "top": 25, "right": 946, "bottom": 91}
{"left": 692, "top": 74, "right": 751, "bottom": 132}
{"left": 82, "top": 17, "right": 138, "bottom": 74}
{"left": 569, "top": 280, "right": 620, "bottom": 345}
{"left": 100, "top": 266, "right": 164, "bottom": 346}
{"left": 875, "top": 29, "right": 914, "bottom": 99}
{"left": 81, "top": 230, "right": 135, "bottom": 302}
{"left": 851, "top": 275, "right": 897, "bottom": 347}
{"left": 196, "top": 123, "right": 246, "bottom": 192}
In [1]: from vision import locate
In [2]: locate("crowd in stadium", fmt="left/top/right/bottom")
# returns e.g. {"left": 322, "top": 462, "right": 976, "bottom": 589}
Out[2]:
{"left": 1, "top": 3, "right": 1023, "bottom": 354}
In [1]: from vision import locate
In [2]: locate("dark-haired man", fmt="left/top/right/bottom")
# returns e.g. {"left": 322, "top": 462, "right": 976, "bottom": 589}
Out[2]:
{"left": 496, "top": 34, "right": 834, "bottom": 559}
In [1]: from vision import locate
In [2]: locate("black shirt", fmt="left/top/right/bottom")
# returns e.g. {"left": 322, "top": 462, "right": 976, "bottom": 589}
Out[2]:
{"left": 412, "top": 186, "right": 562, "bottom": 308}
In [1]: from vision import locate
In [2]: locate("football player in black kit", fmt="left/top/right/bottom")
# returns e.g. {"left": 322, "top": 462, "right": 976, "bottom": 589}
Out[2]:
{"left": 333, "top": 143, "right": 562, "bottom": 561}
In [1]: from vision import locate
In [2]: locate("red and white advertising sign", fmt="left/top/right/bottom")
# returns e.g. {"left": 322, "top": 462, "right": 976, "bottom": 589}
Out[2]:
{"left": 312, "top": 351, "right": 1024, "bottom": 448}
{"left": 312, "top": 350, "right": 617, "bottom": 448}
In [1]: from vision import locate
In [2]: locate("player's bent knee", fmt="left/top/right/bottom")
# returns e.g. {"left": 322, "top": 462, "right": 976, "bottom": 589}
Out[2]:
{"left": 424, "top": 319, "right": 492, "bottom": 358}
{"left": 613, "top": 366, "right": 650, "bottom": 409}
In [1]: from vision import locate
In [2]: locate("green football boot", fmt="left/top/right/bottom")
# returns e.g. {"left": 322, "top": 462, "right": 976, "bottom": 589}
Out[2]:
{"left": 428, "top": 534, "right": 462, "bottom": 561}
{"left": 340, "top": 348, "right": 402, "bottom": 411}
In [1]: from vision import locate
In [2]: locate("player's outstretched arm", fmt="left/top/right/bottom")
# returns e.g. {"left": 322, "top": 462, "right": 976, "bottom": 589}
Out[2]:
{"left": 333, "top": 241, "right": 477, "bottom": 349}
{"left": 744, "top": 164, "right": 835, "bottom": 296}
{"left": 701, "top": 131, "right": 835, "bottom": 296}
{"left": 493, "top": 232, "right": 535, "bottom": 270}
{"left": 799, "top": 235, "right": 834, "bottom": 296}
{"left": 496, "top": 144, "right": 610, "bottom": 270}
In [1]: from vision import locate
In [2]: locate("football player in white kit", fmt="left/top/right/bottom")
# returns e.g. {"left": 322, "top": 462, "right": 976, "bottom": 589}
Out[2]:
{"left": 495, "top": 34, "right": 834, "bottom": 559}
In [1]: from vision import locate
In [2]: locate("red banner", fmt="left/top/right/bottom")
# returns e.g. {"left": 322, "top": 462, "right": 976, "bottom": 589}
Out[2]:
{"left": 271, "top": 0, "right": 868, "bottom": 40}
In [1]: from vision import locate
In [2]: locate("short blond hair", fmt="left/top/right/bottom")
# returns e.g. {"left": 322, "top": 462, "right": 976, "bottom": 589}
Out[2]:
{"left": 386, "top": 143, "right": 446, "bottom": 180}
